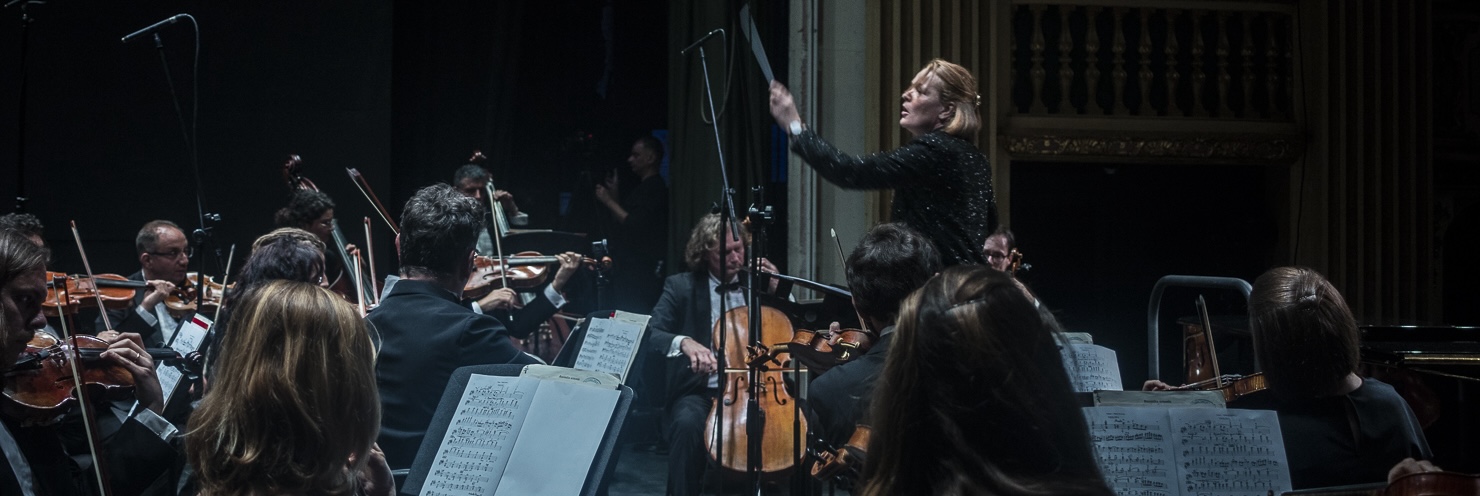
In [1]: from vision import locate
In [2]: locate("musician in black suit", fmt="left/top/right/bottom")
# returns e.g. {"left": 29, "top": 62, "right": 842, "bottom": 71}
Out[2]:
{"left": 1, "top": 230, "right": 179, "bottom": 496}
{"left": 642, "top": 213, "right": 781, "bottom": 496}
{"left": 807, "top": 223, "right": 941, "bottom": 451}
{"left": 369, "top": 184, "right": 540, "bottom": 470}
{"left": 96, "top": 220, "right": 193, "bottom": 348}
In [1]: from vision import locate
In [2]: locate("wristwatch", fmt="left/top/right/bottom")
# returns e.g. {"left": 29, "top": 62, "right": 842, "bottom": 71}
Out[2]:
{"left": 789, "top": 120, "right": 804, "bottom": 136}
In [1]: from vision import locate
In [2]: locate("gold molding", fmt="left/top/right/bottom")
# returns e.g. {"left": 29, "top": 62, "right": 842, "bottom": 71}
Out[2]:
{"left": 1003, "top": 132, "right": 1304, "bottom": 164}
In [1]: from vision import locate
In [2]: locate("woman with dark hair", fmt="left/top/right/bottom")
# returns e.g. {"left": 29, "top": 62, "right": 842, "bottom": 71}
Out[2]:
{"left": 860, "top": 265, "right": 1111, "bottom": 495}
{"left": 1237, "top": 266, "right": 1431, "bottom": 489}
{"left": 276, "top": 190, "right": 366, "bottom": 302}
{"left": 200, "top": 228, "right": 329, "bottom": 378}
{"left": 187, "top": 280, "right": 390, "bottom": 495}
{"left": 770, "top": 59, "right": 997, "bottom": 267}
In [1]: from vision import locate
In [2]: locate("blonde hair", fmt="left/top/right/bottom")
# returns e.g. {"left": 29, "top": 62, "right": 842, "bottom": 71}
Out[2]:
{"left": 921, "top": 59, "right": 982, "bottom": 137}
{"left": 187, "top": 280, "right": 380, "bottom": 496}
{"left": 682, "top": 213, "right": 750, "bottom": 271}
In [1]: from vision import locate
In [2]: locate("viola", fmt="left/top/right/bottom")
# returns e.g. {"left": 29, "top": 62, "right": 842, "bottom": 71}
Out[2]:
{"left": 705, "top": 305, "right": 809, "bottom": 480}
{"left": 43, "top": 272, "right": 144, "bottom": 317}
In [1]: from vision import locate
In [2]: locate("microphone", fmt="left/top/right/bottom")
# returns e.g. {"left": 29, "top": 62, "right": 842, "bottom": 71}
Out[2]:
{"left": 681, "top": 29, "right": 723, "bottom": 55}
{"left": 121, "top": 14, "right": 187, "bottom": 43}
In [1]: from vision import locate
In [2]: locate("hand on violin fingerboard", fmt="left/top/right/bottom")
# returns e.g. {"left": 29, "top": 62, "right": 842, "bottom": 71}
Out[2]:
{"left": 1142, "top": 380, "right": 1174, "bottom": 391}
{"left": 140, "top": 279, "right": 177, "bottom": 309}
{"left": 1389, "top": 458, "right": 1443, "bottom": 482}
{"left": 550, "top": 252, "right": 581, "bottom": 293}
{"left": 101, "top": 332, "right": 166, "bottom": 414}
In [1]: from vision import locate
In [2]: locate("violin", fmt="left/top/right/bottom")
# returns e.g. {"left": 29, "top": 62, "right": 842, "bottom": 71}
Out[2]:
{"left": 43, "top": 272, "right": 144, "bottom": 317}
{"left": 2, "top": 332, "right": 193, "bottom": 425}
{"left": 780, "top": 326, "right": 875, "bottom": 374}
{"left": 463, "top": 253, "right": 612, "bottom": 298}
{"left": 164, "top": 272, "right": 228, "bottom": 319}
{"left": 809, "top": 425, "right": 870, "bottom": 485}
{"left": 1163, "top": 372, "right": 1269, "bottom": 403}
{"left": 705, "top": 305, "right": 809, "bottom": 480}
{"left": 1384, "top": 470, "right": 1480, "bottom": 496}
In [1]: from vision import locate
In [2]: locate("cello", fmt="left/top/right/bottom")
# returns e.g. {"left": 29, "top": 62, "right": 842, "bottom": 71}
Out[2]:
{"left": 280, "top": 155, "right": 378, "bottom": 306}
{"left": 705, "top": 305, "right": 809, "bottom": 481}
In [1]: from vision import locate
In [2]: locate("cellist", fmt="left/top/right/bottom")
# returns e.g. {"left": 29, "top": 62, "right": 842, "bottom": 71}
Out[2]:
{"left": 274, "top": 190, "right": 367, "bottom": 304}
{"left": 0, "top": 229, "right": 178, "bottom": 495}
{"left": 642, "top": 213, "right": 782, "bottom": 496}
{"left": 806, "top": 223, "right": 940, "bottom": 452}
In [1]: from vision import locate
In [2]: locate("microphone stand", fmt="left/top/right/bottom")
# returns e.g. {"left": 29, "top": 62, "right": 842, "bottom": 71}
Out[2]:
{"left": 683, "top": 29, "right": 751, "bottom": 495}
{"left": 743, "top": 192, "right": 772, "bottom": 494}
{"left": 140, "top": 18, "right": 221, "bottom": 309}
{"left": 7, "top": 0, "right": 41, "bottom": 212}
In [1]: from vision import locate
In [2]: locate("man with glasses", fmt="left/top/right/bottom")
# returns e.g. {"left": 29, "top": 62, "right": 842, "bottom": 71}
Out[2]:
{"left": 95, "top": 220, "right": 193, "bottom": 347}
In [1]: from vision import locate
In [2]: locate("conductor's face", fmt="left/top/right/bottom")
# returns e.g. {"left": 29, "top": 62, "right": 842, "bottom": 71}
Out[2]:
{"left": 899, "top": 67, "right": 951, "bottom": 137}
{"left": 706, "top": 234, "right": 745, "bottom": 282}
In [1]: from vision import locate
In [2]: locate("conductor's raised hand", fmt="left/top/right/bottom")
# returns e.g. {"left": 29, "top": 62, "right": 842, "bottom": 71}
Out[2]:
{"left": 769, "top": 81, "right": 802, "bottom": 128}
{"left": 680, "top": 337, "right": 717, "bottom": 375}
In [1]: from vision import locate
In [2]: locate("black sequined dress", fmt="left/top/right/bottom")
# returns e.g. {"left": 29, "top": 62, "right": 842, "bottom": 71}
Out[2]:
{"left": 790, "top": 129, "right": 997, "bottom": 266}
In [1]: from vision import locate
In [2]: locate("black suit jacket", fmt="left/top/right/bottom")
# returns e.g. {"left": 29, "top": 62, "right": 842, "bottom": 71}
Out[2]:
{"left": 643, "top": 271, "right": 716, "bottom": 407}
{"left": 0, "top": 413, "right": 177, "bottom": 496}
{"left": 467, "top": 287, "right": 560, "bottom": 340}
{"left": 94, "top": 271, "right": 190, "bottom": 348}
{"left": 369, "top": 279, "right": 540, "bottom": 469}
{"left": 806, "top": 331, "right": 894, "bottom": 448}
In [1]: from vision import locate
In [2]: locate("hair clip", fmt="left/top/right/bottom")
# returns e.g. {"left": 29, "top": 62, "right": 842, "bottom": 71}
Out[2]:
{"left": 949, "top": 297, "right": 989, "bottom": 310}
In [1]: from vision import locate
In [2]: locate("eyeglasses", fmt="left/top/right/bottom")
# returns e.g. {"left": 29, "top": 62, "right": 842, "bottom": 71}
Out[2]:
{"left": 146, "top": 248, "right": 192, "bottom": 260}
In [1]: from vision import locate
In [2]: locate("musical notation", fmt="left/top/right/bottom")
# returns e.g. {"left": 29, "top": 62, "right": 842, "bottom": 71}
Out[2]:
{"left": 1060, "top": 342, "right": 1124, "bottom": 392}
{"left": 420, "top": 374, "right": 540, "bottom": 496}
{"left": 1085, "top": 407, "right": 1291, "bottom": 496}
{"left": 573, "top": 315, "right": 646, "bottom": 381}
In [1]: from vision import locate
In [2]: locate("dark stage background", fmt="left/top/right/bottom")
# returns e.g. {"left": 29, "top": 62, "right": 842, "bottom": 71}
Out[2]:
{"left": 1, "top": 0, "right": 669, "bottom": 282}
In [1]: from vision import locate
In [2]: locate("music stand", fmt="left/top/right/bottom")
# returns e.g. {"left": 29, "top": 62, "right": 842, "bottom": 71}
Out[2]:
{"left": 399, "top": 364, "right": 634, "bottom": 496}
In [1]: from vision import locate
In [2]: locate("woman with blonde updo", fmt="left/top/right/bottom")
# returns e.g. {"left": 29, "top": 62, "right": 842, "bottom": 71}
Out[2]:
{"left": 770, "top": 59, "right": 998, "bottom": 267}
{"left": 186, "top": 280, "right": 390, "bottom": 495}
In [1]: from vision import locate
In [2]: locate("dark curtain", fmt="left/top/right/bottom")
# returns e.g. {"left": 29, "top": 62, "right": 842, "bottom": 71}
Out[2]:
{"left": 667, "top": 0, "right": 789, "bottom": 272}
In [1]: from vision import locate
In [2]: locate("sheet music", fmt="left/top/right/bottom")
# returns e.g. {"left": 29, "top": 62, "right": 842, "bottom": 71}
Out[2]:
{"left": 158, "top": 314, "right": 210, "bottom": 405}
{"left": 1085, "top": 407, "right": 1179, "bottom": 496}
{"left": 422, "top": 375, "right": 541, "bottom": 496}
{"left": 1060, "top": 342, "right": 1124, "bottom": 392}
{"left": 1169, "top": 408, "right": 1291, "bottom": 496}
{"left": 572, "top": 313, "right": 647, "bottom": 382}
{"left": 1085, "top": 406, "right": 1291, "bottom": 496}
{"left": 495, "top": 380, "right": 620, "bottom": 496}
